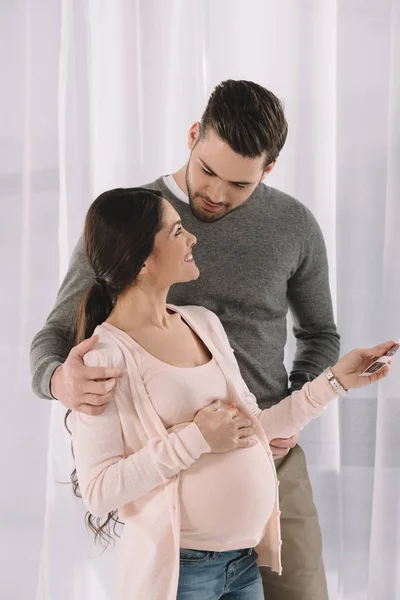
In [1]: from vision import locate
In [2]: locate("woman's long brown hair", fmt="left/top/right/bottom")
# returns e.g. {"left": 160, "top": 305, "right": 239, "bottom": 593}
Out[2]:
{"left": 64, "top": 187, "right": 164, "bottom": 548}
{"left": 64, "top": 285, "right": 121, "bottom": 548}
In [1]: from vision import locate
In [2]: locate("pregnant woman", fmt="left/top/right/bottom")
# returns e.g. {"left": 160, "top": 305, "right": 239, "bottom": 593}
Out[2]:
{"left": 69, "top": 187, "right": 392, "bottom": 600}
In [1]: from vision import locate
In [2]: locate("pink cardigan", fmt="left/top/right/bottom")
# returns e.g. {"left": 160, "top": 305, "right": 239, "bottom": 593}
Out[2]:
{"left": 71, "top": 305, "right": 338, "bottom": 600}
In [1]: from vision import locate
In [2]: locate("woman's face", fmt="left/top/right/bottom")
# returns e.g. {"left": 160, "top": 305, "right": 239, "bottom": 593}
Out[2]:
{"left": 143, "top": 200, "right": 199, "bottom": 287}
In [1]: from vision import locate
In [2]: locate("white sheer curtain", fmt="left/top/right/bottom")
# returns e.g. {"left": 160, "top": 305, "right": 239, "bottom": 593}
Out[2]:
{"left": 1, "top": 1, "right": 59, "bottom": 599}
{"left": 2, "top": 1, "right": 399, "bottom": 599}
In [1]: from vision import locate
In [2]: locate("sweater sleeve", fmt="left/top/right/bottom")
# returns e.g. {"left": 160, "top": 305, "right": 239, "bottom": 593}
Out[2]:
{"left": 71, "top": 343, "right": 211, "bottom": 518}
{"left": 287, "top": 205, "right": 341, "bottom": 391}
{"left": 206, "top": 308, "right": 338, "bottom": 441}
{"left": 30, "top": 234, "right": 95, "bottom": 400}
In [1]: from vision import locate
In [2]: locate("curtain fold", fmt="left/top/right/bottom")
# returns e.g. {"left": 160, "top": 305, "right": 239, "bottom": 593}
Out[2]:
{"left": 368, "top": 1, "right": 400, "bottom": 597}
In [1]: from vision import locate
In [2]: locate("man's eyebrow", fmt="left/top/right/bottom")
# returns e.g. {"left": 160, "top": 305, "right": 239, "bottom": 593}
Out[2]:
{"left": 199, "top": 158, "right": 255, "bottom": 186}
{"left": 169, "top": 219, "right": 182, "bottom": 234}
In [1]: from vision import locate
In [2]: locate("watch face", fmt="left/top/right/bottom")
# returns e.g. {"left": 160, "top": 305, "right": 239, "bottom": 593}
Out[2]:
{"left": 325, "top": 369, "right": 346, "bottom": 393}
{"left": 327, "top": 373, "right": 338, "bottom": 386}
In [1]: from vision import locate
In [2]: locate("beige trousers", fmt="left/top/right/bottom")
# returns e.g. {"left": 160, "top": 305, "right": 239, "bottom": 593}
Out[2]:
{"left": 260, "top": 445, "right": 329, "bottom": 600}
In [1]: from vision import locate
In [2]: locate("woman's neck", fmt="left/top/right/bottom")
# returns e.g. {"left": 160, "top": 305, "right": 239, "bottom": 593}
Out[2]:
{"left": 107, "top": 284, "right": 175, "bottom": 333}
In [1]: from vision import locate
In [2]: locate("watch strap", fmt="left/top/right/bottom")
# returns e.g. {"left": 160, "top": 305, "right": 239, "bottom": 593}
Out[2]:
{"left": 325, "top": 367, "right": 348, "bottom": 397}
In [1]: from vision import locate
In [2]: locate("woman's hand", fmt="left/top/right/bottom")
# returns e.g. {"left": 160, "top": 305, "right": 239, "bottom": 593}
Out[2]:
{"left": 331, "top": 340, "right": 395, "bottom": 390}
{"left": 194, "top": 400, "right": 258, "bottom": 453}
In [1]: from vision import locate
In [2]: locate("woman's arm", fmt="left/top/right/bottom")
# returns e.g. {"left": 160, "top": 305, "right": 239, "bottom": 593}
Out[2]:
{"left": 71, "top": 342, "right": 210, "bottom": 517}
{"left": 252, "top": 376, "right": 336, "bottom": 440}
{"left": 206, "top": 309, "right": 337, "bottom": 441}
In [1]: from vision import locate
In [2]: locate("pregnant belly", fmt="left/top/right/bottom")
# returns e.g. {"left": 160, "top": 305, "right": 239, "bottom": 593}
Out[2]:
{"left": 179, "top": 441, "right": 277, "bottom": 551}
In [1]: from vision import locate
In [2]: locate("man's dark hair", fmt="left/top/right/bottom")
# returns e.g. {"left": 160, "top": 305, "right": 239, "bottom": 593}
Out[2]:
{"left": 200, "top": 79, "right": 288, "bottom": 166}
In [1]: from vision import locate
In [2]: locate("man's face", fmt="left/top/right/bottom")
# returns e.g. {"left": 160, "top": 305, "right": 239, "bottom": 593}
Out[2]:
{"left": 185, "top": 124, "right": 275, "bottom": 223}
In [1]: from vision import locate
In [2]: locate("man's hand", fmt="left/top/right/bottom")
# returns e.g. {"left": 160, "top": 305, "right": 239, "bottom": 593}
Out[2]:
{"left": 50, "top": 336, "right": 123, "bottom": 415}
{"left": 269, "top": 432, "right": 300, "bottom": 459}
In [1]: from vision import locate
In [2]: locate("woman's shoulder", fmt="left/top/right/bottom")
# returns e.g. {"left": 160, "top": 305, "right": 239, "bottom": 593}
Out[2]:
{"left": 83, "top": 325, "right": 126, "bottom": 369}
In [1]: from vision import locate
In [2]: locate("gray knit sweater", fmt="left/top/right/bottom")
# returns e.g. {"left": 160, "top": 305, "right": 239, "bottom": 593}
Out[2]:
{"left": 30, "top": 177, "right": 340, "bottom": 408}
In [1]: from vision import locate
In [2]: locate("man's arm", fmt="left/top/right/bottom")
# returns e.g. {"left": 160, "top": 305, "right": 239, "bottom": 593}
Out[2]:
{"left": 30, "top": 235, "right": 95, "bottom": 399}
{"left": 287, "top": 205, "right": 340, "bottom": 392}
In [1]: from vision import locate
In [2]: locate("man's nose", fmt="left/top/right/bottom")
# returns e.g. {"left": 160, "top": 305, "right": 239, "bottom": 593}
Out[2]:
{"left": 208, "top": 179, "right": 226, "bottom": 204}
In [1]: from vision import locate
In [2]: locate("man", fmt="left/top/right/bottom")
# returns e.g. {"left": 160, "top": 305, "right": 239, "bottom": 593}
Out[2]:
{"left": 31, "top": 80, "right": 340, "bottom": 600}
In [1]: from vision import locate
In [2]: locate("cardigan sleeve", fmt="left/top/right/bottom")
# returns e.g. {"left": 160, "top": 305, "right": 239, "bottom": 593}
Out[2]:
{"left": 71, "top": 340, "right": 211, "bottom": 517}
{"left": 205, "top": 309, "right": 338, "bottom": 441}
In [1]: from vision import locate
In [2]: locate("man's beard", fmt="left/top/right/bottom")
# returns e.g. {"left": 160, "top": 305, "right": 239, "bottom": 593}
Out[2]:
{"left": 185, "top": 165, "right": 230, "bottom": 224}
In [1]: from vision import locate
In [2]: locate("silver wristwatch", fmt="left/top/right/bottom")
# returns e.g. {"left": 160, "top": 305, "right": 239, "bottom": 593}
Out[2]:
{"left": 325, "top": 367, "right": 348, "bottom": 397}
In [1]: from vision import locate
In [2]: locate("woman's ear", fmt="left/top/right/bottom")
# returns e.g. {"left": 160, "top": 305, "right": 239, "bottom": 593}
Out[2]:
{"left": 138, "top": 262, "right": 148, "bottom": 276}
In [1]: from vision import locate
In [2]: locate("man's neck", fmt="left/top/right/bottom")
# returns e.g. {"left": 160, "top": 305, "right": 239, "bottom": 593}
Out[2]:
{"left": 173, "top": 165, "right": 188, "bottom": 195}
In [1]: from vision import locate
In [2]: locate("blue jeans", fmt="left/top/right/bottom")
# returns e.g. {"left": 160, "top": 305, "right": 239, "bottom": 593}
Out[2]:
{"left": 177, "top": 547, "right": 264, "bottom": 600}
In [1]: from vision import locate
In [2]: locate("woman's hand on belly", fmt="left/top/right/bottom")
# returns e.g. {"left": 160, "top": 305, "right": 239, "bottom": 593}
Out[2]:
{"left": 194, "top": 400, "right": 258, "bottom": 454}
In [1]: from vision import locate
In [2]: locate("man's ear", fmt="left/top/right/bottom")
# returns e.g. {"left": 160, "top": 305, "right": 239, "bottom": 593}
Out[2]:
{"left": 261, "top": 161, "right": 276, "bottom": 180}
{"left": 188, "top": 122, "right": 201, "bottom": 151}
